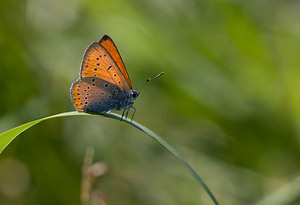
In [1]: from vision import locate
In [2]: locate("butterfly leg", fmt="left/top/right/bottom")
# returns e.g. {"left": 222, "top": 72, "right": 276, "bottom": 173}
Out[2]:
{"left": 121, "top": 106, "right": 136, "bottom": 121}
{"left": 125, "top": 106, "right": 131, "bottom": 120}
{"left": 121, "top": 108, "right": 127, "bottom": 121}
{"left": 130, "top": 106, "right": 136, "bottom": 122}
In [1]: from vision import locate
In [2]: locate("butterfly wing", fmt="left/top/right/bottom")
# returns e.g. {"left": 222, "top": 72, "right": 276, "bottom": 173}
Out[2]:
{"left": 99, "top": 35, "right": 132, "bottom": 89}
{"left": 70, "top": 77, "right": 127, "bottom": 113}
{"left": 80, "top": 40, "right": 130, "bottom": 94}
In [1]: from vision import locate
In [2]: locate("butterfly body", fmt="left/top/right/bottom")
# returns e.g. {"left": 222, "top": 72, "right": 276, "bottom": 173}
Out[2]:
{"left": 70, "top": 35, "right": 139, "bottom": 118}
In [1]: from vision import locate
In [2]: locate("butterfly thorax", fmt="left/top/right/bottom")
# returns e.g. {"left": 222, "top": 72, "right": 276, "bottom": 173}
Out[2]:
{"left": 115, "top": 90, "right": 139, "bottom": 110}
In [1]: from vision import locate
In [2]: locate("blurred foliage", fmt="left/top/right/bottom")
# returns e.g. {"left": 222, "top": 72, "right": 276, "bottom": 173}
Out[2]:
{"left": 1, "top": 0, "right": 300, "bottom": 204}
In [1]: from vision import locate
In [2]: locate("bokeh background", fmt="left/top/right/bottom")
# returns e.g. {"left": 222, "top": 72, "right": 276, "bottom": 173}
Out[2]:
{"left": 1, "top": 0, "right": 300, "bottom": 204}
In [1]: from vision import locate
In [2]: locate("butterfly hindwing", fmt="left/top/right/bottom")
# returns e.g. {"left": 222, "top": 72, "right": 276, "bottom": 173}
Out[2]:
{"left": 71, "top": 77, "right": 126, "bottom": 113}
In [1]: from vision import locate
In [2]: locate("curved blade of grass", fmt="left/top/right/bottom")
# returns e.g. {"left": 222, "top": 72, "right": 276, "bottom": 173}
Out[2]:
{"left": 0, "top": 111, "right": 218, "bottom": 205}
{"left": 0, "top": 111, "right": 89, "bottom": 153}
{"left": 119, "top": 114, "right": 219, "bottom": 205}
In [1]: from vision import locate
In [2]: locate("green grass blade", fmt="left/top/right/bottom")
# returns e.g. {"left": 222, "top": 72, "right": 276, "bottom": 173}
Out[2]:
{"left": 119, "top": 114, "right": 219, "bottom": 205}
{"left": 0, "top": 111, "right": 218, "bottom": 204}
{"left": 0, "top": 111, "right": 88, "bottom": 153}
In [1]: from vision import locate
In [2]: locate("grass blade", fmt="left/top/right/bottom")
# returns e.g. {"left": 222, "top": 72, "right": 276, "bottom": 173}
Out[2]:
{"left": 0, "top": 111, "right": 218, "bottom": 204}
{"left": 0, "top": 112, "right": 87, "bottom": 153}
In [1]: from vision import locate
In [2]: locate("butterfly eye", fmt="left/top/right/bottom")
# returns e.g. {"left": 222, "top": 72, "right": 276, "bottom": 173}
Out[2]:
{"left": 132, "top": 90, "right": 139, "bottom": 99}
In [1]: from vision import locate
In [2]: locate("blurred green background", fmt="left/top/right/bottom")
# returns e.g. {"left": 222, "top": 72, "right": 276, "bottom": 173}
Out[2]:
{"left": 1, "top": 0, "right": 300, "bottom": 204}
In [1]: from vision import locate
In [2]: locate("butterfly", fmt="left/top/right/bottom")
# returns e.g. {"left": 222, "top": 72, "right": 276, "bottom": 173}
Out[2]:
{"left": 70, "top": 35, "right": 163, "bottom": 120}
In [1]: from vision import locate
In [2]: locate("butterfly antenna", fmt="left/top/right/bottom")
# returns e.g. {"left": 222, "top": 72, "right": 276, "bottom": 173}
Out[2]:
{"left": 136, "top": 72, "right": 164, "bottom": 90}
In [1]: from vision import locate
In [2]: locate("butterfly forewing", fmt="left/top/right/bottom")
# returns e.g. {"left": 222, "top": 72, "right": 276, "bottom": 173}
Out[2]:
{"left": 99, "top": 35, "right": 132, "bottom": 89}
{"left": 71, "top": 77, "right": 125, "bottom": 113}
{"left": 80, "top": 41, "right": 130, "bottom": 94}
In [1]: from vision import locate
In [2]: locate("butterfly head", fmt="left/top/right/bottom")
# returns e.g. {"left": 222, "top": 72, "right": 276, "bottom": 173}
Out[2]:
{"left": 131, "top": 90, "right": 140, "bottom": 100}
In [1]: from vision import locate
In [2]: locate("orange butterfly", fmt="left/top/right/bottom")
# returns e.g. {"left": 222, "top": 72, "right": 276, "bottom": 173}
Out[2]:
{"left": 70, "top": 35, "right": 163, "bottom": 120}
